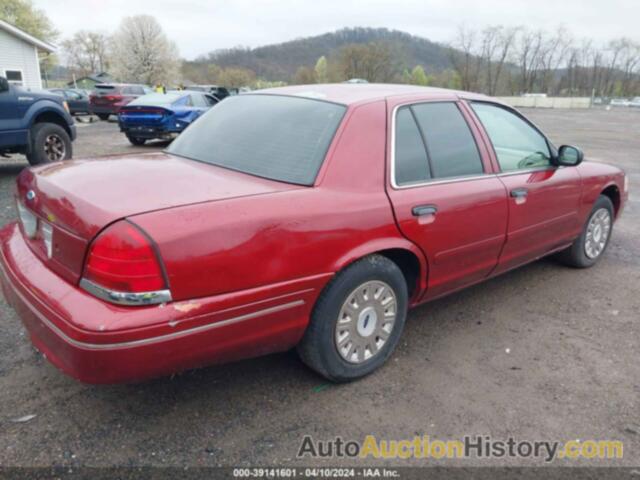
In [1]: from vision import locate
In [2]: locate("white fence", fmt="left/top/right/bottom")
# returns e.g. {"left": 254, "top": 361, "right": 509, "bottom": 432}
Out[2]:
{"left": 496, "top": 96, "right": 592, "bottom": 109}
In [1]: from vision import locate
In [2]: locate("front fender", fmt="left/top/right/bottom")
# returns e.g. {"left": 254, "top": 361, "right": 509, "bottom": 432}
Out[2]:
{"left": 25, "top": 101, "right": 74, "bottom": 131}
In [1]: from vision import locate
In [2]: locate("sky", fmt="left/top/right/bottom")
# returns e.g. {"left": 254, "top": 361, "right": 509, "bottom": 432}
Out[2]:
{"left": 33, "top": 0, "right": 640, "bottom": 60}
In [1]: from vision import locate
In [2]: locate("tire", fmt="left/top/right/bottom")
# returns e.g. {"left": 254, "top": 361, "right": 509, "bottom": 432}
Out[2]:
{"left": 127, "top": 136, "right": 146, "bottom": 146}
{"left": 297, "top": 255, "right": 408, "bottom": 382}
{"left": 97, "top": 113, "right": 110, "bottom": 121}
{"left": 26, "top": 123, "right": 72, "bottom": 166}
{"left": 556, "top": 195, "right": 614, "bottom": 268}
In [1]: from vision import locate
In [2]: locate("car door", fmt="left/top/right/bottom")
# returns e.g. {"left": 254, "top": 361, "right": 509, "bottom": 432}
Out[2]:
{"left": 0, "top": 81, "right": 26, "bottom": 148}
{"left": 467, "top": 101, "right": 582, "bottom": 274}
{"left": 64, "top": 89, "right": 84, "bottom": 112}
{"left": 386, "top": 98, "right": 508, "bottom": 301}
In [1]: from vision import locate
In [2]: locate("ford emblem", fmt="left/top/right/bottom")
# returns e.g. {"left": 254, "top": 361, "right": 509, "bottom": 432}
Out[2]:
{"left": 26, "top": 190, "right": 36, "bottom": 201}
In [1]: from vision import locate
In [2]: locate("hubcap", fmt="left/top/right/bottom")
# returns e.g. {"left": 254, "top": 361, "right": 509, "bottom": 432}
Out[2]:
{"left": 334, "top": 281, "right": 397, "bottom": 364}
{"left": 44, "top": 134, "right": 65, "bottom": 162}
{"left": 585, "top": 208, "right": 611, "bottom": 259}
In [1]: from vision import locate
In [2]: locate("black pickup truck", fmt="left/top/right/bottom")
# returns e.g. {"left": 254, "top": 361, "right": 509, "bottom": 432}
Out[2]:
{"left": 0, "top": 76, "right": 76, "bottom": 165}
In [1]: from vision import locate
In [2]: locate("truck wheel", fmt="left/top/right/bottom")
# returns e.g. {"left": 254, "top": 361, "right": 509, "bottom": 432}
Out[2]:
{"left": 297, "top": 255, "right": 408, "bottom": 382}
{"left": 555, "top": 195, "right": 614, "bottom": 268}
{"left": 127, "top": 136, "right": 146, "bottom": 146}
{"left": 26, "top": 123, "right": 72, "bottom": 165}
{"left": 97, "top": 113, "right": 110, "bottom": 121}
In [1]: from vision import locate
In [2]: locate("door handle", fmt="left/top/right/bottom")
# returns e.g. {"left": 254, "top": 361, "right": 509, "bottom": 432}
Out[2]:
{"left": 510, "top": 188, "right": 528, "bottom": 198}
{"left": 412, "top": 204, "right": 438, "bottom": 216}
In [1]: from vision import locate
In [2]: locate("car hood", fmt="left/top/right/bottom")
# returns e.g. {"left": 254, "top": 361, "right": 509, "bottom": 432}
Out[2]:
{"left": 17, "top": 152, "right": 301, "bottom": 240}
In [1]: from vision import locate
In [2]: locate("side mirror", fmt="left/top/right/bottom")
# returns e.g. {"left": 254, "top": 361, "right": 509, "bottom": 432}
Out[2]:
{"left": 0, "top": 76, "right": 9, "bottom": 93}
{"left": 556, "top": 145, "right": 584, "bottom": 166}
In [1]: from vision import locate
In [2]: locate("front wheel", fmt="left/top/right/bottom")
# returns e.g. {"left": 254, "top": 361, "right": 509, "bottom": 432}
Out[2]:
{"left": 556, "top": 195, "right": 614, "bottom": 268}
{"left": 297, "top": 255, "right": 408, "bottom": 382}
{"left": 127, "top": 136, "right": 146, "bottom": 146}
{"left": 26, "top": 123, "right": 72, "bottom": 165}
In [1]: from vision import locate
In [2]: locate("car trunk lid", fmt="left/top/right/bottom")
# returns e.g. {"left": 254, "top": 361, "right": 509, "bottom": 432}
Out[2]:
{"left": 15, "top": 152, "right": 301, "bottom": 283}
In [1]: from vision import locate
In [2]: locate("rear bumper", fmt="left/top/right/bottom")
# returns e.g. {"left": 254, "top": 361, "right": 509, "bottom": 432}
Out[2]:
{"left": 0, "top": 223, "right": 324, "bottom": 384}
{"left": 119, "top": 124, "right": 184, "bottom": 140}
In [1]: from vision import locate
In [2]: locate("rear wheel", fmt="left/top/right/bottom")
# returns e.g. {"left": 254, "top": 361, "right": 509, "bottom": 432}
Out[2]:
{"left": 97, "top": 113, "right": 110, "bottom": 121}
{"left": 26, "top": 123, "right": 72, "bottom": 165}
{"left": 297, "top": 255, "right": 408, "bottom": 382}
{"left": 556, "top": 195, "right": 614, "bottom": 268}
{"left": 127, "top": 136, "right": 146, "bottom": 146}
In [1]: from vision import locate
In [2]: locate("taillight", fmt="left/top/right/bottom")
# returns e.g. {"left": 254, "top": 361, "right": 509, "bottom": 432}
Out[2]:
{"left": 80, "top": 221, "right": 171, "bottom": 306}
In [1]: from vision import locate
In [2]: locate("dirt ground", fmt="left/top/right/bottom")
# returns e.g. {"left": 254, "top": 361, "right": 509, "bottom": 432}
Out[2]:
{"left": 0, "top": 109, "right": 638, "bottom": 469}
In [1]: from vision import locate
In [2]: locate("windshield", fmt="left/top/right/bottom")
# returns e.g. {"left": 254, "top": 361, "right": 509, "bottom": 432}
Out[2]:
{"left": 167, "top": 94, "right": 346, "bottom": 186}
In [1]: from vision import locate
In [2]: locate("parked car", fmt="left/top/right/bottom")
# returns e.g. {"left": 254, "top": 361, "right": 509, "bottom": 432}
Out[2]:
{"left": 118, "top": 91, "right": 219, "bottom": 145}
{"left": 609, "top": 98, "right": 630, "bottom": 107}
{"left": 629, "top": 97, "right": 640, "bottom": 107}
{"left": 47, "top": 88, "right": 90, "bottom": 115}
{"left": 0, "top": 76, "right": 76, "bottom": 165}
{"left": 0, "top": 84, "right": 627, "bottom": 384}
{"left": 89, "top": 84, "right": 149, "bottom": 120}
{"left": 185, "top": 84, "right": 231, "bottom": 99}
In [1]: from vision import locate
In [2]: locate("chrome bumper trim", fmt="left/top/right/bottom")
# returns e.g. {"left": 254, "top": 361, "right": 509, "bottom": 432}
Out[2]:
{"left": 80, "top": 278, "right": 172, "bottom": 306}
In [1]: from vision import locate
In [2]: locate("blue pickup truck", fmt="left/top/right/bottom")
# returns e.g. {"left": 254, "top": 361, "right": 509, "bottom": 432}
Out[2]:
{"left": 0, "top": 76, "right": 76, "bottom": 165}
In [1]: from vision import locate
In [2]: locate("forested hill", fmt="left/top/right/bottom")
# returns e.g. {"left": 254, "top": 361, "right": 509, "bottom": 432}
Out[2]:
{"left": 195, "top": 27, "right": 453, "bottom": 80}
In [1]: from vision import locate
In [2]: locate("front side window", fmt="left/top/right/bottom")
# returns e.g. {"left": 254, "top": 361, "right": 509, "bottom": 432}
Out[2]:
{"left": 167, "top": 94, "right": 346, "bottom": 186}
{"left": 471, "top": 103, "right": 551, "bottom": 172}
{"left": 394, "top": 102, "right": 483, "bottom": 186}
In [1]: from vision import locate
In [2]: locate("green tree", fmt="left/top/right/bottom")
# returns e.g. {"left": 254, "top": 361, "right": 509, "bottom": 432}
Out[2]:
{"left": 401, "top": 69, "right": 412, "bottom": 84}
{"left": 217, "top": 67, "right": 256, "bottom": 88}
{"left": 337, "top": 42, "right": 395, "bottom": 83}
{"left": 410, "top": 65, "right": 429, "bottom": 86}
{"left": 0, "top": 0, "right": 57, "bottom": 41}
{"left": 294, "top": 66, "right": 316, "bottom": 85}
{"left": 314, "top": 56, "right": 328, "bottom": 83}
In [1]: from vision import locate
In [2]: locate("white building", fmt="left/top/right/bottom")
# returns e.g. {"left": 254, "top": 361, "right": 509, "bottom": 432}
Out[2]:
{"left": 0, "top": 19, "right": 55, "bottom": 90}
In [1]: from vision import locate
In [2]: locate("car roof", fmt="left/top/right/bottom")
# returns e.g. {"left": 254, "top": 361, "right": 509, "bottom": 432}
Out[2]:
{"left": 253, "top": 83, "right": 492, "bottom": 106}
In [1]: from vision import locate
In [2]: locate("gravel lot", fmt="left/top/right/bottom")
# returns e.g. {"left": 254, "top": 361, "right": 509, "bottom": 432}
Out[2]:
{"left": 0, "top": 109, "right": 638, "bottom": 469}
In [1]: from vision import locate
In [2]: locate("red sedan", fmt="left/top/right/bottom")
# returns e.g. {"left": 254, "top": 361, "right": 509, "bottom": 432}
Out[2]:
{"left": 0, "top": 85, "right": 628, "bottom": 383}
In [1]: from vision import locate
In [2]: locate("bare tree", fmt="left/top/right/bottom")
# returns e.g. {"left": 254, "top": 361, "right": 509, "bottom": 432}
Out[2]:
{"left": 449, "top": 25, "right": 479, "bottom": 91}
{"left": 62, "top": 31, "right": 110, "bottom": 76}
{"left": 110, "top": 15, "right": 180, "bottom": 85}
{"left": 337, "top": 43, "right": 396, "bottom": 82}
{"left": 479, "top": 26, "right": 518, "bottom": 95}
{"left": 513, "top": 28, "right": 545, "bottom": 94}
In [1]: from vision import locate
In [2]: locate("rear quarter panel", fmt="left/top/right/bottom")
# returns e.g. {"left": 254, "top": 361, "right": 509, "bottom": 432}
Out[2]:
{"left": 130, "top": 100, "right": 424, "bottom": 302}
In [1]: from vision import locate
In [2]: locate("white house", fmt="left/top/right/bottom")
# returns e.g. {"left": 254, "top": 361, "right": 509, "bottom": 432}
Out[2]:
{"left": 0, "top": 19, "right": 56, "bottom": 90}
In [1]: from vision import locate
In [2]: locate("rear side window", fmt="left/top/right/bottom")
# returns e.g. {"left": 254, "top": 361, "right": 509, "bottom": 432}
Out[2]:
{"left": 394, "top": 102, "right": 483, "bottom": 186}
{"left": 412, "top": 103, "right": 483, "bottom": 178}
{"left": 167, "top": 94, "right": 346, "bottom": 186}
{"left": 173, "top": 95, "right": 192, "bottom": 107}
{"left": 395, "top": 107, "right": 431, "bottom": 185}
{"left": 190, "top": 94, "right": 208, "bottom": 107}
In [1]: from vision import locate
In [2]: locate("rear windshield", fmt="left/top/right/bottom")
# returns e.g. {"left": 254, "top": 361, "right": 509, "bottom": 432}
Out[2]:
{"left": 95, "top": 85, "right": 117, "bottom": 90}
{"left": 167, "top": 94, "right": 346, "bottom": 186}
{"left": 129, "top": 93, "right": 184, "bottom": 107}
